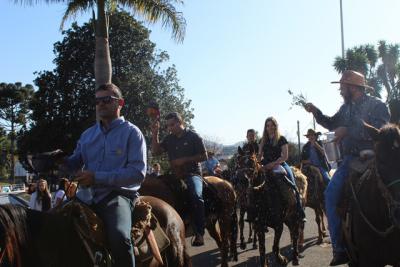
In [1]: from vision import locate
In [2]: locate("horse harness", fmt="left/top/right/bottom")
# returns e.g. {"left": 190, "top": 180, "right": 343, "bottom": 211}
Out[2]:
{"left": 348, "top": 161, "right": 400, "bottom": 238}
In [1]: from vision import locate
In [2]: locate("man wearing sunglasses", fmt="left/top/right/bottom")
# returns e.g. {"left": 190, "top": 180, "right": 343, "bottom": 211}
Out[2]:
{"left": 65, "top": 83, "right": 147, "bottom": 267}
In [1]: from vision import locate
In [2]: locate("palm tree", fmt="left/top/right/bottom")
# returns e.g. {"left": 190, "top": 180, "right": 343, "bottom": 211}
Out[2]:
{"left": 333, "top": 41, "right": 400, "bottom": 123}
{"left": 14, "top": 0, "right": 186, "bottom": 88}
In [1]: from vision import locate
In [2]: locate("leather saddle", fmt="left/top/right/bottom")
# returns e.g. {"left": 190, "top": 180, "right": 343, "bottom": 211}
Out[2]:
{"left": 56, "top": 199, "right": 170, "bottom": 266}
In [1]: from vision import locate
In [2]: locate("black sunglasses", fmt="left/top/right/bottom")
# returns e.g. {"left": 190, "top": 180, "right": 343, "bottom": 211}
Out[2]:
{"left": 95, "top": 95, "right": 119, "bottom": 105}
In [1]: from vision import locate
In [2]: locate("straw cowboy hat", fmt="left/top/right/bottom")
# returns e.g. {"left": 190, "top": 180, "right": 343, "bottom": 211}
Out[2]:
{"left": 331, "top": 70, "right": 374, "bottom": 93}
{"left": 304, "top": 129, "right": 321, "bottom": 137}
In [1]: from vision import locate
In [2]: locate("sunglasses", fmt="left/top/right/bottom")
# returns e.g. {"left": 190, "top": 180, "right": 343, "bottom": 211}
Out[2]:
{"left": 95, "top": 95, "right": 120, "bottom": 105}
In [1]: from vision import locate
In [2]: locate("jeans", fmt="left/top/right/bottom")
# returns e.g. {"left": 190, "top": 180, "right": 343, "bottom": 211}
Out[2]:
{"left": 94, "top": 193, "right": 135, "bottom": 267}
{"left": 186, "top": 175, "right": 205, "bottom": 236}
{"left": 324, "top": 155, "right": 353, "bottom": 253}
{"left": 282, "top": 162, "right": 305, "bottom": 218}
{"left": 318, "top": 166, "right": 331, "bottom": 185}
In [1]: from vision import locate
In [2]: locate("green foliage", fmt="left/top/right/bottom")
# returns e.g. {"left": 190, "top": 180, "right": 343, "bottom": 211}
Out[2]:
{"left": 333, "top": 41, "right": 400, "bottom": 122}
{"left": 18, "top": 11, "right": 193, "bottom": 158}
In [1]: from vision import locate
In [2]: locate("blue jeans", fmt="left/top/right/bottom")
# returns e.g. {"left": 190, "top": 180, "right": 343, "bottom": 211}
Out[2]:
{"left": 186, "top": 175, "right": 205, "bottom": 236}
{"left": 325, "top": 155, "right": 353, "bottom": 253}
{"left": 318, "top": 166, "right": 331, "bottom": 185}
{"left": 94, "top": 194, "right": 135, "bottom": 267}
{"left": 282, "top": 162, "right": 305, "bottom": 218}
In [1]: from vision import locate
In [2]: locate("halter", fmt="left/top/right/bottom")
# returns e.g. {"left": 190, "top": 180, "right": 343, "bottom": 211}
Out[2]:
{"left": 350, "top": 163, "right": 400, "bottom": 238}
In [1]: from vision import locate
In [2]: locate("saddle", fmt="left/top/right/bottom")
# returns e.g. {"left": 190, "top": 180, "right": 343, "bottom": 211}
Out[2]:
{"left": 56, "top": 199, "right": 170, "bottom": 266}
{"left": 159, "top": 174, "right": 222, "bottom": 234}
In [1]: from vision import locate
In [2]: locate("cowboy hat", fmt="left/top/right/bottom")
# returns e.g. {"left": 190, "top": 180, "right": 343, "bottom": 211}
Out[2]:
{"left": 331, "top": 70, "right": 374, "bottom": 92}
{"left": 304, "top": 129, "right": 321, "bottom": 137}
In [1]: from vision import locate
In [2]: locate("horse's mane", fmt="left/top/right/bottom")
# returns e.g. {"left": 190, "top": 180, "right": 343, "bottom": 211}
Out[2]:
{"left": 0, "top": 204, "right": 29, "bottom": 267}
{"left": 378, "top": 124, "right": 400, "bottom": 145}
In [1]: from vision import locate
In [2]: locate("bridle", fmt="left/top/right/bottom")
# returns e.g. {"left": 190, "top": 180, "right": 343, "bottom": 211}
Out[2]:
{"left": 350, "top": 162, "right": 400, "bottom": 237}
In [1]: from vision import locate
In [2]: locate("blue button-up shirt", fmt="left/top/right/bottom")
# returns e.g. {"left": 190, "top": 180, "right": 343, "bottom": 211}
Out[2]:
{"left": 67, "top": 116, "right": 147, "bottom": 203}
{"left": 314, "top": 94, "right": 390, "bottom": 156}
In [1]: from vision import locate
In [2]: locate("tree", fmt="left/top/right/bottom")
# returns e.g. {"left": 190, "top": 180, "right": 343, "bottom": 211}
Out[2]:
{"left": 16, "top": 0, "right": 185, "bottom": 88}
{"left": 0, "top": 82, "right": 33, "bottom": 180}
{"left": 333, "top": 41, "right": 400, "bottom": 122}
{"left": 17, "top": 11, "right": 193, "bottom": 161}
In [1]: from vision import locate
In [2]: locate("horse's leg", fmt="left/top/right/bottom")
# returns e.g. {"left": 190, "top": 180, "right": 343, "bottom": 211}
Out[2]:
{"left": 272, "top": 224, "right": 288, "bottom": 266}
{"left": 248, "top": 219, "right": 253, "bottom": 243}
{"left": 298, "top": 220, "right": 305, "bottom": 249}
{"left": 206, "top": 217, "right": 222, "bottom": 248}
{"left": 230, "top": 208, "right": 239, "bottom": 262}
{"left": 289, "top": 222, "right": 300, "bottom": 266}
{"left": 252, "top": 223, "right": 258, "bottom": 249}
{"left": 315, "top": 208, "right": 324, "bottom": 244}
{"left": 321, "top": 209, "right": 328, "bottom": 237}
{"left": 257, "top": 229, "right": 268, "bottom": 267}
{"left": 218, "top": 215, "right": 231, "bottom": 267}
{"left": 239, "top": 206, "right": 246, "bottom": 250}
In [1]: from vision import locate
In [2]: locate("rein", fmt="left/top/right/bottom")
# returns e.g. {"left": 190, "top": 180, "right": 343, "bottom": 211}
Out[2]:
{"left": 350, "top": 164, "right": 399, "bottom": 238}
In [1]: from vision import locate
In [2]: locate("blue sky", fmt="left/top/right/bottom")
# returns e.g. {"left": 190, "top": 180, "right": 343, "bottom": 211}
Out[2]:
{"left": 2, "top": 0, "right": 400, "bottom": 145}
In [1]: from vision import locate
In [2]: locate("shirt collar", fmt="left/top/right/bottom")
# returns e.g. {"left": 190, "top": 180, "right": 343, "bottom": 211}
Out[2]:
{"left": 98, "top": 116, "right": 125, "bottom": 133}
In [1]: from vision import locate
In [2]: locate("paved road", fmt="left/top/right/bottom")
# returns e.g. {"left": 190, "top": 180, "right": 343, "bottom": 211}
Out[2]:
{"left": 187, "top": 207, "right": 347, "bottom": 267}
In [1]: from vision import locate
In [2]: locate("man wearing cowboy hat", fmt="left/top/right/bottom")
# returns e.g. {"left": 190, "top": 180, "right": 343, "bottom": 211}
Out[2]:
{"left": 301, "top": 128, "right": 331, "bottom": 185}
{"left": 304, "top": 70, "right": 390, "bottom": 266}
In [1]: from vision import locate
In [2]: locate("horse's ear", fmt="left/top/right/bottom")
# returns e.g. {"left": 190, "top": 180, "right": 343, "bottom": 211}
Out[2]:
{"left": 238, "top": 146, "right": 244, "bottom": 155}
{"left": 364, "top": 121, "right": 380, "bottom": 141}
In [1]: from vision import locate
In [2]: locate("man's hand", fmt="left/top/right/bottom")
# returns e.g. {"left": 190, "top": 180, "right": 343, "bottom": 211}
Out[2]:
{"left": 75, "top": 170, "right": 95, "bottom": 186}
{"left": 150, "top": 120, "right": 160, "bottom": 137}
{"left": 334, "top": 127, "right": 348, "bottom": 142}
{"left": 304, "top": 103, "right": 317, "bottom": 114}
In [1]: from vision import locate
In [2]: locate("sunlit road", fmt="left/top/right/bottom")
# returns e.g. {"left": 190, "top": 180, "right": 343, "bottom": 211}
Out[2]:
{"left": 187, "top": 207, "right": 347, "bottom": 267}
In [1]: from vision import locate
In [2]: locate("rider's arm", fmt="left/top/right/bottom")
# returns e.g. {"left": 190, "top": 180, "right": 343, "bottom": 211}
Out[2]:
{"left": 313, "top": 105, "right": 346, "bottom": 131}
{"left": 274, "top": 143, "right": 289, "bottom": 166}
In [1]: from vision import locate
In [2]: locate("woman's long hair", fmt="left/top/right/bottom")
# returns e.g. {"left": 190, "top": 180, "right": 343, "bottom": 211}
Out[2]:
{"left": 36, "top": 179, "right": 51, "bottom": 211}
{"left": 261, "top": 117, "right": 281, "bottom": 146}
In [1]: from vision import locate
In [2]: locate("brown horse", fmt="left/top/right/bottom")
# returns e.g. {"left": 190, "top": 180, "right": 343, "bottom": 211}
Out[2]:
{"left": 341, "top": 123, "right": 400, "bottom": 267}
{"left": 300, "top": 164, "right": 328, "bottom": 245}
{"left": 0, "top": 195, "right": 190, "bottom": 267}
{"left": 235, "top": 147, "right": 259, "bottom": 250}
{"left": 140, "top": 174, "right": 238, "bottom": 267}
{"left": 237, "top": 151, "right": 306, "bottom": 267}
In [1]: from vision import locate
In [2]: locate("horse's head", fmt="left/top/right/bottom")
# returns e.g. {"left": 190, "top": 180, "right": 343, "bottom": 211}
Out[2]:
{"left": 235, "top": 146, "right": 262, "bottom": 187}
{"left": 365, "top": 123, "right": 400, "bottom": 224}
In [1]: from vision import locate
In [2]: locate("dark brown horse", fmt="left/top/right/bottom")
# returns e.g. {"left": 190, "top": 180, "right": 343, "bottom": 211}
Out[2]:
{"left": 300, "top": 164, "right": 328, "bottom": 245}
{"left": 0, "top": 195, "right": 190, "bottom": 267}
{"left": 140, "top": 174, "right": 238, "bottom": 267}
{"left": 235, "top": 147, "right": 259, "bottom": 250}
{"left": 237, "top": 151, "right": 305, "bottom": 267}
{"left": 342, "top": 123, "right": 400, "bottom": 267}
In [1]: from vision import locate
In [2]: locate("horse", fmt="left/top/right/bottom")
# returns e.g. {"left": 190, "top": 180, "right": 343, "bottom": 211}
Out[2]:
{"left": 235, "top": 146, "right": 260, "bottom": 250}
{"left": 0, "top": 195, "right": 191, "bottom": 267}
{"left": 139, "top": 174, "right": 238, "bottom": 267}
{"left": 341, "top": 123, "right": 400, "bottom": 267}
{"left": 300, "top": 164, "right": 328, "bottom": 245}
{"left": 237, "top": 150, "right": 306, "bottom": 267}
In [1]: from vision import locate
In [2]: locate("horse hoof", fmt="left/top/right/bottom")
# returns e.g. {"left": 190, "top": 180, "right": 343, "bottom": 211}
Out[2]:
{"left": 248, "top": 237, "right": 253, "bottom": 243}
{"left": 317, "top": 237, "right": 323, "bottom": 244}
{"left": 240, "top": 242, "right": 246, "bottom": 250}
{"left": 277, "top": 255, "right": 288, "bottom": 265}
{"left": 253, "top": 243, "right": 258, "bottom": 250}
{"left": 292, "top": 258, "right": 299, "bottom": 266}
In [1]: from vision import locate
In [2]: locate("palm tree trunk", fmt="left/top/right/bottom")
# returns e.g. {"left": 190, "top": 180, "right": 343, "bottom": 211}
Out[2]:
{"left": 95, "top": 0, "right": 112, "bottom": 89}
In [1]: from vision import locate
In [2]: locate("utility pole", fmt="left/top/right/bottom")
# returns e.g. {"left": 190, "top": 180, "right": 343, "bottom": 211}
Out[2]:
{"left": 297, "top": 120, "right": 301, "bottom": 164}
{"left": 340, "top": 0, "right": 345, "bottom": 58}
